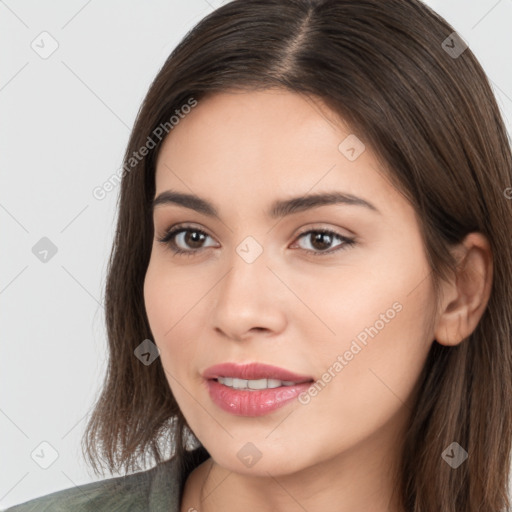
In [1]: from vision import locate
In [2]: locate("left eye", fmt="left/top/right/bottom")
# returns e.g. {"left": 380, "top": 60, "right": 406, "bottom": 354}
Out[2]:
{"left": 157, "top": 226, "right": 356, "bottom": 257}
{"left": 291, "top": 229, "right": 356, "bottom": 256}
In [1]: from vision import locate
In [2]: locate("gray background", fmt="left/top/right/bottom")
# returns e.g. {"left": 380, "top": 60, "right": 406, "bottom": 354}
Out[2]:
{"left": 1, "top": 0, "right": 511, "bottom": 508}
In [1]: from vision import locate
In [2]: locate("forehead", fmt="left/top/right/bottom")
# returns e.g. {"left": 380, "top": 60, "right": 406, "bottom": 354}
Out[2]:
{"left": 157, "top": 89, "right": 350, "bottom": 169}
{"left": 154, "top": 90, "right": 408, "bottom": 223}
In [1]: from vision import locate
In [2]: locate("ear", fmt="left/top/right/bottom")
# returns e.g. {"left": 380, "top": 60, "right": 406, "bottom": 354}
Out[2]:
{"left": 434, "top": 232, "right": 493, "bottom": 347}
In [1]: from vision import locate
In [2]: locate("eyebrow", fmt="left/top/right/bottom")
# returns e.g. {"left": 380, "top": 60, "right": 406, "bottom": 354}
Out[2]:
{"left": 151, "top": 189, "right": 380, "bottom": 219}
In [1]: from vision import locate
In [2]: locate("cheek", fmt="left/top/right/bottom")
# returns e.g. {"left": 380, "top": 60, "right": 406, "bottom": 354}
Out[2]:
{"left": 143, "top": 259, "right": 206, "bottom": 376}
{"left": 305, "top": 265, "right": 434, "bottom": 435}
{"left": 303, "top": 238, "right": 433, "bottom": 383}
{"left": 144, "top": 260, "right": 212, "bottom": 430}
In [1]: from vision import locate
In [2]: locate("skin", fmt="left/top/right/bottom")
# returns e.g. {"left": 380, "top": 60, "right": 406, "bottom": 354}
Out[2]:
{"left": 143, "top": 89, "right": 493, "bottom": 512}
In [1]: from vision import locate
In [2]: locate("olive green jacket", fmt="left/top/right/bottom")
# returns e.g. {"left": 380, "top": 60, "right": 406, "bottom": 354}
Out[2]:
{"left": 2, "top": 447, "right": 209, "bottom": 512}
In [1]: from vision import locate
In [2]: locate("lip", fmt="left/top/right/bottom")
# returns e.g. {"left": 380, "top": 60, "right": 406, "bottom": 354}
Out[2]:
{"left": 202, "top": 362, "right": 315, "bottom": 417}
{"left": 202, "top": 362, "right": 314, "bottom": 382}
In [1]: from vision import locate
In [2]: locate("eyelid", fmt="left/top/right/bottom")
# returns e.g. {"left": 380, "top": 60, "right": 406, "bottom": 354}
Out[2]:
{"left": 294, "top": 223, "right": 354, "bottom": 239}
{"left": 156, "top": 222, "right": 216, "bottom": 245}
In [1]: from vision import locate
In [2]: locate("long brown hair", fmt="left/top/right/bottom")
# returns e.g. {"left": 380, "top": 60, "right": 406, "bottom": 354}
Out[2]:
{"left": 82, "top": 1, "right": 512, "bottom": 510}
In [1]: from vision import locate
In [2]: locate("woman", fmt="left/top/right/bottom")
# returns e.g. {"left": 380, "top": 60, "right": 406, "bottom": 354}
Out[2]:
{"left": 5, "top": 0, "right": 511, "bottom": 511}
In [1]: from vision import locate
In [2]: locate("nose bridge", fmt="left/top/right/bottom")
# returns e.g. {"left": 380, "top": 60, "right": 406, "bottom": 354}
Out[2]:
{"left": 220, "top": 233, "right": 269, "bottom": 298}
{"left": 235, "top": 233, "right": 265, "bottom": 266}
{"left": 211, "top": 233, "right": 285, "bottom": 338}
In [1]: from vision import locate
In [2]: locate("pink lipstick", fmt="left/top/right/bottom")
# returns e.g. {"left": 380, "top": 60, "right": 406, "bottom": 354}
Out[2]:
{"left": 203, "top": 362, "right": 314, "bottom": 416}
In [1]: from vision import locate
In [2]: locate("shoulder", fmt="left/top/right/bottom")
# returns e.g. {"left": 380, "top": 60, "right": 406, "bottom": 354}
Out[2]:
{"left": 2, "top": 447, "right": 210, "bottom": 512}
{"left": 2, "top": 455, "right": 181, "bottom": 512}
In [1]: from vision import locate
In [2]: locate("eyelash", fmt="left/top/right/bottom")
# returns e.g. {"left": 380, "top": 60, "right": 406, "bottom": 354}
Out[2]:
{"left": 157, "top": 224, "right": 356, "bottom": 258}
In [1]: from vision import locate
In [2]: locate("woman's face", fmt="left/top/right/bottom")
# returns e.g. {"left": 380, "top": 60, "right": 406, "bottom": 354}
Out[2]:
{"left": 144, "top": 89, "right": 437, "bottom": 476}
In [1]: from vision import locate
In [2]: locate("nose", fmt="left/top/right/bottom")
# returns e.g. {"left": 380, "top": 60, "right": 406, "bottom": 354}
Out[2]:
{"left": 211, "top": 245, "right": 287, "bottom": 342}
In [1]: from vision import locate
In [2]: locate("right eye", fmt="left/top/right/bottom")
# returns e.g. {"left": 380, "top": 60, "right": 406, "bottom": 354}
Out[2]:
{"left": 157, "top": 224, "right": 218, "bottom": 256}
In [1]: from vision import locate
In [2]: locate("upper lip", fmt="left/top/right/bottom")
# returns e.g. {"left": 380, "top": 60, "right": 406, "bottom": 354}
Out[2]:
{"left": 202, "top": 362, "right": 314, "bottom": 383}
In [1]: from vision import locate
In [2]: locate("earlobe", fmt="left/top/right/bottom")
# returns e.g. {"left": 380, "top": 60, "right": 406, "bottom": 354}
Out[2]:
{"left": 434, "top": 232, "right": 493, "bottom": 347}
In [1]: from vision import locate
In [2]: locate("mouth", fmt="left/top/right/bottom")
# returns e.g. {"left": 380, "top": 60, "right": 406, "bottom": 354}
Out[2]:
{"left": 202, "top": 362, "right": 315, "bottom": 416}
{"left": 215, "top": 376, "right": 307, "bottom": 390}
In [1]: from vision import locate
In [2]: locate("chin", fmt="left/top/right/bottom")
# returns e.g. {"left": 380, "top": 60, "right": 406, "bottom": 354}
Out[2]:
{"left": 199, "top": 437, "right": 314, "bottom": 477}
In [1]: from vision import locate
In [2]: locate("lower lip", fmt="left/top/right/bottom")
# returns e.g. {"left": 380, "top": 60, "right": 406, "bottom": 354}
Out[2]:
{"left": 205, "top": 379, "right": 313, "bottom": 417}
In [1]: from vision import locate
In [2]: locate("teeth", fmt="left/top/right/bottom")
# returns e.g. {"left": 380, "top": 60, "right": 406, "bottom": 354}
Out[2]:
{"left": 217, "top": 377, "right": 298, "bottom": 390}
